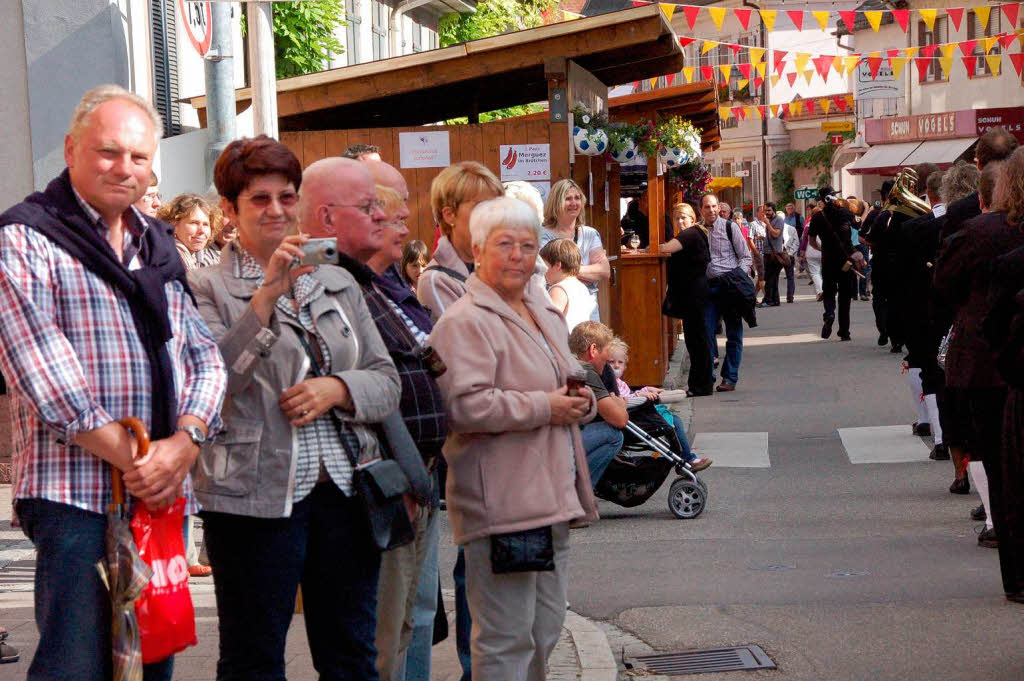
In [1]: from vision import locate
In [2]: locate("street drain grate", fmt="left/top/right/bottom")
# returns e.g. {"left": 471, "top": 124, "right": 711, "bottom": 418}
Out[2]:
{"left": 630, "top": 645, "right": 776, "bottom": 675}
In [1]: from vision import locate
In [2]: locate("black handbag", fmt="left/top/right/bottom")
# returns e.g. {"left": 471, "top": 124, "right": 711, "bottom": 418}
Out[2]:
{"left": 295, "top": 331, "right": 414, "bottom": 551}
{"left": 490, "top": 526, "right": 555, "bottom": 574}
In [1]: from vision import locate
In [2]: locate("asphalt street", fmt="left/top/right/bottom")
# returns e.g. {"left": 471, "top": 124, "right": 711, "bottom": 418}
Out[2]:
{"left": 553, "top": 291, "right": 1023, "bottom": 680}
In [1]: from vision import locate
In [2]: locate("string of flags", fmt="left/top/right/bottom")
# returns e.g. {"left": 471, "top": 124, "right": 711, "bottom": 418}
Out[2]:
{"left": 715, "top": 95, "right": 857, "bottom": 121}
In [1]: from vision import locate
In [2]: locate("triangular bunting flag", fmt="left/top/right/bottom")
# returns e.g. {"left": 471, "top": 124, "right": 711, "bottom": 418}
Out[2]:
{"left": 999, "top": 33, "right": 1018, "bottom": 49}
{"left": 812, "top": 54, "right": 833, "bottom": 80}
{"left": 737, "top": 78, "right": 750, "bottom": 89}
{"left": 834, "top": 95, "right": 847, "bottom": 112}
{"left": 832, "top": 55, "right": 845, "bottom": 76}
{"left": 683, "top": 5, "right": 701, "bottom": 30}
{"left": 805, "top": 99, "right": 815, "bottom": 115}
{"left": 719, "top": 64, "right": 733, "bottom": 82}
{"left": 708, "top": 6, "right": 727, "bottom": 30}
{"left": 795, "top": 52, "right": 811, "bottom": 74}
{"left": 679, "top": 37, "right": 696, "bottom": 49}
{"left": 758, "top": 105, "right": 767, "bottom": 118}
{"left": 804, "top": 69, "right": 815, "bottom": 85}
{"left": 867, "top": 56, "right": 884, "bottom": 79}
{"left": 770, "top": 75, "right": 781, "bottom": 88}
{"left": 812, "top": 10, "right": 830, "bottom": 31}
{"left": 744, "top": 107, "right": 754, "bottom": 119}
{"left": 781, "top": 103, "right": 790, "bottom": 117}
{"left": 787, "top": 9, "right": 805, "bottom": 30}
{"left": 891, "top": 57, "right": 908, "bottom": 79}
{"left": 719, "top": 106, "right": 731, "bottom": 120}
{"left": 749, "top": 47, "right": 765, "bottom": 64}
{"left": 666, "top": 73, "right": 676, "bottom": 86}
{"left": 731, "top": 106, "right": 744, "bottom": 120}
{"left": 974, "top": 6, "right": 991, "bottom": 29}
{"left": 892, "top": 9, "right": 910, "bottom": 32}
{"left": 1010, "top": 52, "right": 1024, "bottom": 77}
{"left": 701, "top": 65, "right": 714, "bottom": 81}
{"left": 918, "top": 8, "right": 937, "bottom": 31}
{"left": 727, "top": 43, "right": 743, "bottom": 57}
{"left": 846, "top": 95, "right": 854, "bottom": 107}
{"left": 821, "top": 99, "right": 831, "bottom": 114}
{"left": 659, "top": 3, "right": 675, "bottom": 21}
{"left": 631, "top": 0, "right": 647, "bottom": 6}
{"left": 915, "top": 57, "right": 931, "bottom": 81}
{"left": 921, "top": 44, "right": 938, "bottom": 59}
{"left": 844, "top": 55, "right": 862, "bottom": 75}
{"left": 940, "top": 44, "right": 956, "bottom": 59}
{"left": 683, "top": 66, "right": 695, "bottom": 83}
{"left": 838, "top": 10, "right": 857, "bottom": 32}
{"left": 786, "top": 72, "right": 797, "bottom": 87}
{"left": 734, "top": 7, "right": 753, "bottom": 30}
{"left": 958, "top": 40, "right": 977, "bottom": 57}
{"left": 938, "top": 55, "right": 954, "bottom": 77}
{"left": 760, "top": 9, "right": 777, "bottom": 31}
{"left": 753, "top": 76, "right": 764, "bottom": 90}
{"left": 702, "top": 40, "right": 716, "bottom": 56}
{"left": 962, "top": 55, "right": 977, "bottom": 78}
{"left": 986, "top": 53, "right": 1002, "bottom": 75}
{"left": 738, "top": 63, "right": 752, "bottom": 79}
{"left": 864, "top": 11, "right": 883, "bottom": 31}
{"left": 632, "top": 81, "right": 640, "bottom": 92}
{"left": 755, "top": 62, "right": 767, "bottom": 78}
{"left": 770, "top": 104, "right": 780, "bottom": 117}
{"left": 774, "top": 50, "right": 788, "bottom": 76}
{"left": 947, "top": 7, "right": 965, "bottom": 32}
{"left": 1002, "top": 2, "right": 1020, "bottom": 28}
{"left": 791, "top": 100, "right": 803, "bottom": 115}
{"left": 649, "top": 78, "right": 658, "bottom": 89}
{"left": 905, "top": 47, "right": 919, "bottom": 59}
{"left": 983, "top": 36, "right": 999, "bottom": 53}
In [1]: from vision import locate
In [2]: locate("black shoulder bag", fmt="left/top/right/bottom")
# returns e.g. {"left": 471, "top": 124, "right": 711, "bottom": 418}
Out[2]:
{"left": 294, "top": 330, "right": 414, "bottom": 551}
{"left": 423, "top": 265, "right": 468, "bottom": 282}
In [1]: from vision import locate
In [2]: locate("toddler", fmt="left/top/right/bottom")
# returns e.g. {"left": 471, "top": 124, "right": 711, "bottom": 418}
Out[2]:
{"left": 540, "top": 239, "right": 596, "bottom": 332}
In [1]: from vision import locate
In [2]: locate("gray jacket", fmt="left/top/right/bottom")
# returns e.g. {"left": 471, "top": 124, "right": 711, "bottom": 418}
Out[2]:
{"left": 188, "top": 252, "right": 401, "bottom": 518}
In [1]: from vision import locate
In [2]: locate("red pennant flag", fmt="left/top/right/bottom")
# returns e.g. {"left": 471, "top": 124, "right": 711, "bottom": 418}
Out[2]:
{"left": 781, "top": 103, "right": 791, "bottom": 117}
{"left": 1011, "top": 53, "right": 1024, "bottom": 77}
{"left": 774, "top": 50, "right": 788, "bottom": 76}
{"left": 962, "top": 55, "right": 977, "bottom": 78}
{"left": 679, "top": 37, "right": 696, "bottom": 49}
{"left": 947, "top": 7, "right": 966, "bottom": 31}
{"left": 632, "top": 81, "right": 641, "bottom": 91}
{"left": 738, "top": 63, "right": 752, "bottom": 79}
{"left": 805, "top": 99, "right": 816, "bottom": 115}
{"left": 758, "top": 105, "right": 767, "bottom": 117}
{"left": 891, "top": 8, "right": 910, "bottom": 32}
{"left": 914, "top": 57, "right": 931, "bottom": 81}
{"left": 753, "top": 76, "right": 764, "bottom": 90}
{"left": 867, "top": 56, "right": 884, "bottom": 79}
{"left": 812, "top": 54, "right": 833, "bottom": 80}
{"left": 683, "top": 5, "right": 701, "bottom": 30}
{"left": 727, "top": 43, "right": 743, "bottom": 57}
{"left": 631, "top": 0, "right": 648, "bottom": 6}
{"left": 834, "top": 95, "right": 847, "bottom": 112}
{"left": 1002, "top": 3, "right": 1020, "bottom": 28}
{"left": 666, "top": 73, "right": 676, "bottom": 86}
{"left": 734, "top": 7, "right": 753, "bottom": 30}
{"left": 732, "top": 106, "right": 744, "bottom": 120}
{"left": 921, "top": 44, "right": 938, "bottom": 59}
{"left": 958, "top": 40, "right": 977, "bottom": 56}
{"left": 701, "top": 65, "right": 714, "bottom": 81}
{"left": 838, "top": 10, "right": 857, "bottom": 31}
{"left": 786, "top": 72, "right": 798, "bottom": 87}
{"left": 886, "top": 49, "right": 901, "bottom": 58}
{"left": 787, "top": 9, "right": 804, "bottom": 30}
{"left": 999, "top": 32, "right": 1018, "bottom": 49}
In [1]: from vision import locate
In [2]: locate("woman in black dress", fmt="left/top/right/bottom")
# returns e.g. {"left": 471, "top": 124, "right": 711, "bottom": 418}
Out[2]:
{"left": 660, "top": 202, "right": 713, "bottom": 396}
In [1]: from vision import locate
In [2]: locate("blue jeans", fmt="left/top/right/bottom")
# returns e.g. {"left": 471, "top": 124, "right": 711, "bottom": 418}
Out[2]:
{"left": 454, "top": 547, "right": 472, "bottom": 681}
{"left": 202, "top": 482, "right": 381, "bottom": 681}
{"left": 17, "top": 498, "right": 174, "bottom": 681}
{"left": 704, "top": 281, "right": 744, "bottom": 386}
{"left": 667, "top": 414, "right": 696, "bottom": 462}
{"left": 581, "top": 421, "right": 625, "bottom": 487}
{"left": 397, "top": 504, "right": 440, "bottom": 681}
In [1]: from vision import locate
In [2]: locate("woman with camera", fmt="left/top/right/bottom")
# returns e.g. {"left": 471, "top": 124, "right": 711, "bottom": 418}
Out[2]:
{"left": 188, "top": 136, "right": 401, "bottom": 680}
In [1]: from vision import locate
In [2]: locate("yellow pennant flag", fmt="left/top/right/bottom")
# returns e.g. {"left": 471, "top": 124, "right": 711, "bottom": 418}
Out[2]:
{"left": 938, "top": 54, "right": 954, "bottom": 77}
{"left": 760, "top": 9, "right": 777, "bottom": 31}
{"left": 792, "top": 100, "right": 804, "bottom": 115}
{"left": 864, "top": 10, "right": 883, "bottom": 31}
{"left": 844, "top": 55, "right": 861, "bottom": 75}
{"left": 708, "top": 6, "right": 727, "bottom": 30}
{"left": 659, "top": 3, "right": 675, "bottom": 21}
{"left": 905, "top": 47, "right": 919, "bottom": 59}
{"left": 940, "top": 43, "right": 956, "bottom": 59}
{"left": 683, "top": 66, "right": 695, "bottom": 83}
{"left": 770, "top": 104, "right": 780, "bottom": 117}
{"left": 650, "top": 78, "right": 659, "bottom": 89}
{"left": 755, "top": 62, "right": 767, "bottom": 78}
{"left": 820, "top": 98, "right": 831, "bottom": 114}
{"left": 795, "top": 53, "right": 811, "bottom": 73}
{"left": 770, "top": 74, "right": 781, "bottom": 88}
{"left": 832, "top": 55, "right": 845, "bottom": 76}
{"left": 984, "top": 36, "right": 999, "bottom": 53}
{"left": 974, "top": 5, "right": 991, "bottom": 30}
{"left": 744, "top": 106, "right": 754, "bottom": 118}
{"left": 738, "top": 78, "right": 750, "bottom": 89}
{"left": 720, "top": 106, "right": 732, "bottom": 120}
{"left": 918, "top": 8, "right": 937, "bottom": 31}
{"left": 749, "top": 47, "right": 765, "bottom": 64}
{"left": 986, "top": 53, "right": 1001, "bottom": 74}
{"left": 890, "top": 57, "right": 907, "bottom": 80}
{"left": 702, "top": 40, "right": 717, "bottom": 55}
{"left": 868, "top": 51, "right": 880, "bottom": 58}
{"left": 804, "top": 69, "right": 815, "bottom": 85}
{"left": 719, "top": 64, "right": 733, "bottom": 82}
{"left": 811, "top": 10, "right": 830, "bottom": 31}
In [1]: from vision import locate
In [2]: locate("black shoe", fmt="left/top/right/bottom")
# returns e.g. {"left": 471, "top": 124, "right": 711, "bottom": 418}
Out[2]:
{"left": 861, "top": 294, "right": 872, "bottom": 301}
{"left": 971, "top": 504, "right": 987, "bottom": 521}
{"left": 890, "top": 343, "right": 903, "bottom": 353}
{"left": 839, "top": 334, "right": 851, "bottom": 341}
{"left": 877, "top": 333, "right": 888, "bottom": 346}
{"left": 787, "top": 299, "right": 794, "bottom": 303}
{"left": 949, "top": 477, "right": 970, "bottom": 494}
{"left": 821, "top": 319, "right": 834, "bottom": 339}
{"left": 978, "top": 526, "right": 998, "bottom": 548}
{"left": 1006, "top": 592, "right": 1024, "bottom": 604}
{"left": 929, "top": 443, "right": 950, "bottom": 460}
{"left": 912, "top": 422, "right": 932, "bottom": 437}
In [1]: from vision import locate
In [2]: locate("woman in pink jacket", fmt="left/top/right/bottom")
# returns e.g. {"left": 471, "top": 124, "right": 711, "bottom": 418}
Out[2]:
{"left": 430, "top": 196, "right": 599, "bottom": 681}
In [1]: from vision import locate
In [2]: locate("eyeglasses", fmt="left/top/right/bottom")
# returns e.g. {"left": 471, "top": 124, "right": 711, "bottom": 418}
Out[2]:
{"left": 325, "top": 199, "right": 385, "bottom": 217}
{"left": 491, "top": 240, "right": 538, "bottom": 257}
{"left": 240, "top": 191, "right": 300, "bottom": 208}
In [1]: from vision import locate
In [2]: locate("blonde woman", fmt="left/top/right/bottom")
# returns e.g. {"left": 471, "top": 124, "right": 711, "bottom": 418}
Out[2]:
{"left": 540, "top": 179, "right": 609, "bottom": 322}
{"left": 418, "top": 161, "right": 504, "bottom": 322}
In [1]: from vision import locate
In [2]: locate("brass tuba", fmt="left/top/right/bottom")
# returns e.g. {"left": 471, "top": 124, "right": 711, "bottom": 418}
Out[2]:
{"left": 882, "top": 167, "right": 931, "bottom": 218}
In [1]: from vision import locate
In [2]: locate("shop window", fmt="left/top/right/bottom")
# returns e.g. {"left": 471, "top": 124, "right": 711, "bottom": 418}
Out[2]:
{"left": 345, "top": 0, "right": 362, "bottom": 64}
{"left": 411, "top": 22, "right": 422, "bottom": 52}
{"left": 917, "top": 17, "right": 948, "bottom": 82}
{"left": 967, "top": 11, "right": 1001, "bottom": 76}
{"left": 371, "top": 0, "right": 389, "bottom": 60}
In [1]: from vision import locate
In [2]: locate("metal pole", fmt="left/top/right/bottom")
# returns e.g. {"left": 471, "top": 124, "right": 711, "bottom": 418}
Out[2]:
{"left": 759, "top": 14, "right": 769, "bottom": 205}
{"left": 204, "top": 2, "right": 236, "bottom": 187}
{"left": 248, "top": 1, "right": 279, "bottom": 139}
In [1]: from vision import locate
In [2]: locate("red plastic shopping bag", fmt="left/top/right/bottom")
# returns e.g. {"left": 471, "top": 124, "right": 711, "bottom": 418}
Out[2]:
{"left": 130, "top": 497, "right": 197, "bottom": 663}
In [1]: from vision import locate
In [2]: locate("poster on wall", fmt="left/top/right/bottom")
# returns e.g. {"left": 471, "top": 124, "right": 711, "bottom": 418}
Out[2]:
{"left": 854, "top": 60, "right": 903, "bottom": 101}
{"left": 399, "top": 132, "right": 451, "bottom": 168}
{"left": 499, "top": 144, "right": 551, "bottom": 182}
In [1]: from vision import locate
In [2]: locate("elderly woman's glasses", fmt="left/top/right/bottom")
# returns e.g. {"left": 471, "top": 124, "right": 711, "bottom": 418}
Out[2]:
{"left": 242, "top": 191, "right": 300, "bottom": 208}
{"left": 325, "top": 199, "right": 385, "bottom": 217}
{"left": 492, "top": 240, "right": 538, "bottom": 257}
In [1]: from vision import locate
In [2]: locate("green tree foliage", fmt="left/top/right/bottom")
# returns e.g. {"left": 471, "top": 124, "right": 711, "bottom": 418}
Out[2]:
{"left": 771, "top": 130, "right": 854, "bottom": 205}
{"left": 243, "top": 1, "right": 346, "bottom": 80}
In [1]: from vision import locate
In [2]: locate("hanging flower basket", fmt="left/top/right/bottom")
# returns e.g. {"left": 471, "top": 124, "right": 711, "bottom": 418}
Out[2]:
{"left": 654, "top": 117, "right": 704, "bottom": 168}
{"left": 573, "top": 126, "right": 608, "bottom": 156}
{"left": 659, "top": 146, "right": 689, "bottom": 168}
{"left": 609, "top": 139, "right": 640, "bottom": 164}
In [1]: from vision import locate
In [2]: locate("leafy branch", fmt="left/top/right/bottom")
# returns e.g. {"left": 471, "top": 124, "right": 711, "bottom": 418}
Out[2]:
{"left": 243, "top": 1, "right": 346, "bottom": 80}
{"left": 771, "top": 131, "right": 854, "bottom": 205}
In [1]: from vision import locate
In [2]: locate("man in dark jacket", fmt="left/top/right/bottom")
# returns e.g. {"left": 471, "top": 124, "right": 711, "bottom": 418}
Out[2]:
{"left": 859, "top": 180, "right": 902, "bottom": 350}
{"left": 807, "top": 188, "right": 860, "bottom": 341}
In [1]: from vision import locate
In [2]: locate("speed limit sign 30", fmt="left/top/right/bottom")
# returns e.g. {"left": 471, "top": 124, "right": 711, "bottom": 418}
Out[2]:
{"left": 179, "top": 1, "right": 213, "bottom": 57}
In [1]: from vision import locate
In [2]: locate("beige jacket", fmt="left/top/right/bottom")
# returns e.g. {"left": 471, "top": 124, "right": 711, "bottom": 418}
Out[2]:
{"left": 417, "top": 236, "right": 470, "bottom": 323}
{"left": 429, "top": 275, "right": 599, "bottom": 545}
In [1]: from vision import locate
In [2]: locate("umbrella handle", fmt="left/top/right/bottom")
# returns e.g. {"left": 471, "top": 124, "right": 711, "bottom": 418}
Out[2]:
{"left": 111, "top": 417, "right": 151, "bottom": 508}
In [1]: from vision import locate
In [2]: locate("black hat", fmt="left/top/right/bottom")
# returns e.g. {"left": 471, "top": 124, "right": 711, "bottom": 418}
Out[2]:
{"left": 818, "top": 186, "right": 838, "bottom": 203}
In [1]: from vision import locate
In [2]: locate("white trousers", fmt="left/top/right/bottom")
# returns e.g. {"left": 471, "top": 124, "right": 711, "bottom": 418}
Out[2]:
{"left": 968, "top": 461, "right": 994, "bottom": 530}
{"left": 805, "top": 246, "right": 823, "bottom": 294}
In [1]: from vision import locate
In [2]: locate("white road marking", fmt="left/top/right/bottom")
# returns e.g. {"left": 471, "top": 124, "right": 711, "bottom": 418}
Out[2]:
{"left": 838, "top": 425, "right": 931, "bottom": 464}
{"left": 691, "top": 432, "right": 771, "bottom": 468}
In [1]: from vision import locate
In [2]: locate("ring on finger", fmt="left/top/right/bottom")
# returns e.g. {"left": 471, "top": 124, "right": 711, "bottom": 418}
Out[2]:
{"left": 302, "top": 409, "right": 310, "bottom": 416}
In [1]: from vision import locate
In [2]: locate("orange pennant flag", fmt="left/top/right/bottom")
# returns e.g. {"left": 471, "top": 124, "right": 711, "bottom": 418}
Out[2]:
{"left": 770, "top": 104, "right": 780, "bottom": 117}
{"left": 812, "top": 10, "right": 830, "bottom": 31}
{"left": 890, "top": 56, "right": 908, "bottom": 80}
{"left": 659, "top": 3, "right": 675, "bottom": 21}
{"left": 820, "top": 98, "right": 831, "bottom": 114}
{"left": 744, "top": 106, "right": 753, "bottom": 118}
{"left": 683, "top": 66, "right": 695, "bottom": 83}
{"left": 708, "top": 6, "right": 727, "bottom": 30}
{"left": 719, "top": 106, "right": 732, "bottom": 120}
{"left": 803, "top": 69, "right": 815, "bottom": 85}
{"left": 760, "top": 9, "right": 777, "bottom": 31}
{"left": 649, "top": 78, "right": 659, "bottom": 89}
{"left": 918, "top": 8, "right": 937, "bottom": 31}
{"left": 832, "top": 55, "right": 845, "bottom": 76}
{"left": 864, "top": 10, "right": 883, "bottom": 31}
{"left": 770, "top": 74, "right": 781, "bottom": 87}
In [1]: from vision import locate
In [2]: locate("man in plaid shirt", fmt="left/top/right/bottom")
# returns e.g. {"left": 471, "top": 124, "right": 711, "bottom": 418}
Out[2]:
{"left": 0, "top": 85, "right": 226, "bottom": 681}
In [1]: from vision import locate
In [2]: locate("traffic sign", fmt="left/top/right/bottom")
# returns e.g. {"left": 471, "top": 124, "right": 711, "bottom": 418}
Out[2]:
{"left": 794, "top": 188, "right": 817, "bottom": 200}
{"left": 822, "top": 121, "right": 854, "bottom": 133}
{"left": 830, "top": 134, "right": 845, "bottom": 145}
{"left": 734, "top": 170, "right": 750, "bottom": 177}
{"left": 180, "top": 1, "right": 213, "bottom": 57}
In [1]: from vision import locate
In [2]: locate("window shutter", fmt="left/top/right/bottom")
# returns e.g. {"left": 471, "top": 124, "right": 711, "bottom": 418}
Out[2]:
{"left": 151, "top": 0, "right": 181, "bottom": 137}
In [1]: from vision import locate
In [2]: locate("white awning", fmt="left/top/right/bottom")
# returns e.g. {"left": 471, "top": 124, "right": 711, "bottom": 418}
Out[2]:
{"left": 900, "top": 137, "right": 977, "bottom": 168}
{"left": 845, "top": 142, "right": 922, "bottom": 175}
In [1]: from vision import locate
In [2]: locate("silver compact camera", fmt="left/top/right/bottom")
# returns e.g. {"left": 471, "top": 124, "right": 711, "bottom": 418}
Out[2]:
{"left": 299, "top": 238, "right": 339, "bottom": 266}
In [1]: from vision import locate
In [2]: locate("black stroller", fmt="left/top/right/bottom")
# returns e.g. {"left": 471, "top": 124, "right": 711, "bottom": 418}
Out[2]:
{"left": 592, "top": 401, "right": 708, "bottom": 519}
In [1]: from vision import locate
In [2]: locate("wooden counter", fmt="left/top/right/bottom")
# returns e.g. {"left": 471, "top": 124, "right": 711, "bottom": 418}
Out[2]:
{"left": 609, "top": 251, "right": 671, "bottom": 386}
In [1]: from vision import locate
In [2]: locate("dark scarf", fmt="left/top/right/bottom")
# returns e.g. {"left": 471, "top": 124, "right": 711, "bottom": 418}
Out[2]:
{"left": 0, "top": 169, "right": 192, "bottom": 439}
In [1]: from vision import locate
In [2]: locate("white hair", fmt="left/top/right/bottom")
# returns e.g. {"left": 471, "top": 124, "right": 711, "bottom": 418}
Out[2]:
{"left": 502, "top": 181, "right": 545, "bottom": 223}
{"left": 469, "top": 196, "right": 541, "bottom": 249}
{"left": 69, "top": 84, "right": 164, "bottom": 142}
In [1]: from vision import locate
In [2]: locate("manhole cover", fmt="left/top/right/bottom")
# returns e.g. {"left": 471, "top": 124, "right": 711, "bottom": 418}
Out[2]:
{"left": 747, "top": 563, "right": 795, "bottom": 571}
{"left": 630, "top": 645, "right": 776, "bottom": 675}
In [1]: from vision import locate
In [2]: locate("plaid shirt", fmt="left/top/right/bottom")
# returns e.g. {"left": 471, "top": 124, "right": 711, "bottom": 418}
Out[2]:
{"left": 706, "top": 216, "right": 753, "bottom": 279}
{"left": 0, "top": 196, "right": 226, "bottom": 517}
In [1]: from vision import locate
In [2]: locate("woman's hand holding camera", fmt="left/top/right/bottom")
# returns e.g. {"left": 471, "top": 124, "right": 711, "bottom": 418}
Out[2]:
{"left": 548, "top": 385, "right": 592, "bottom": 426}
{"left": 251, "top": 234, "right": 315, "bottom": 325}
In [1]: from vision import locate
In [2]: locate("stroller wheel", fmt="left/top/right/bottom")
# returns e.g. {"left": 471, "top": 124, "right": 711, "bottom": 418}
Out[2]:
{"left": 668, "top": 478, "right": 706, "bottom": 519}
{"left": 695, "top": 476, "right": 708, "bottom": 495}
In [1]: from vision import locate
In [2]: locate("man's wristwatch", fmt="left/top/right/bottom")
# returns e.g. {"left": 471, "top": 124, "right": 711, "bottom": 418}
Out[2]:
{"left": 177, "top": 425, "right": 207, "bottom": 447}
